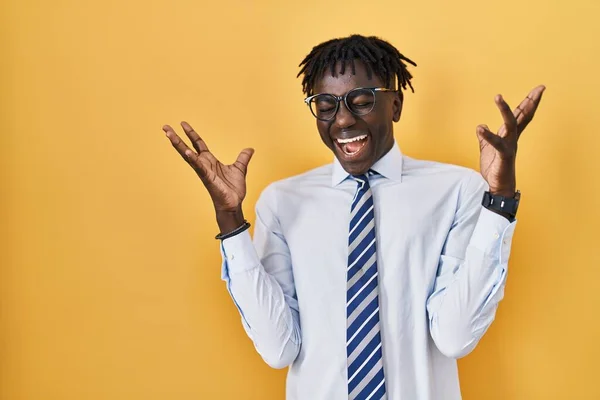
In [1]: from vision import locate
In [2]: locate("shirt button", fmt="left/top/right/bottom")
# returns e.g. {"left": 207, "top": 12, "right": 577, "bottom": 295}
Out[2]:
{"left": 494, "top": 233, "right": 500, "bottom": 240}
{"left": 229, "top": 254, "right": 235, "bottom": 261}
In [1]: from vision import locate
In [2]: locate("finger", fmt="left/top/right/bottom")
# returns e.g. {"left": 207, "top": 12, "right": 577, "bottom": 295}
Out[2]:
{"left": 233, "top": 148, "right": 255, "bottom": 176}
{"left": 495, "top": 94, "right": 517, "bottom": 138}
{"left": 163, "top": 125, "right": 212, "bottom": 180}
{"left": 181, "top": 121, "right": 209, "bottom": 153}
{"left": 163, "top": 124, "right": 195, "bottom": 162}
{"left": 514, "top": 85, "right": 546, "bottom": 136}
{"left": 477, "top": 124, "right": 505, "bottom": 152}
{"left": 184, "top": 149, "right": 215, "bottom": 182}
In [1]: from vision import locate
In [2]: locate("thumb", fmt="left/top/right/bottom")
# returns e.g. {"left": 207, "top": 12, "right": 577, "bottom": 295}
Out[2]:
{"left": 234, "top": 148, "right": 255, "bottom": 175}
{"left": 476, "top": 124, "right": 504, "bottom": 152}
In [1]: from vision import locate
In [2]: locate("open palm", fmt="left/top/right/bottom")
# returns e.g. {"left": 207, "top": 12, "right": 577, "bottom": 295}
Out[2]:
{"left": 163, "top": 121, "right": 254, "bottom": 212}
{"left": 476, "top": 85, "right": 545, "bottom": 196}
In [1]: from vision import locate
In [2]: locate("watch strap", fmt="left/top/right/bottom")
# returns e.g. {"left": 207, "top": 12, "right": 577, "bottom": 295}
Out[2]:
{"left": 482, "top": 190, "right": 520, "bottom": 219}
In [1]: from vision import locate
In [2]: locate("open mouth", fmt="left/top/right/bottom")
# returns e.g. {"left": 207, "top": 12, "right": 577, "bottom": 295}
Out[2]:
{"left": 335, "top": 134, "right": 369, "bottom": 158}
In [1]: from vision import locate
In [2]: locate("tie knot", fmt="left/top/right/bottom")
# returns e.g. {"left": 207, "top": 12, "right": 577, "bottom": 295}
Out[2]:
{"left": 352, "top": 174, "right": 369, "bottom": 183}
{"left": 352, "top": 170, "right": 376, "bottom": 186}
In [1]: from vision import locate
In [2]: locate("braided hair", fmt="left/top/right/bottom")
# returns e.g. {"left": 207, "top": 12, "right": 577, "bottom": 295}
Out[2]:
{"left": 297, "top": 34, "right": 417, "bottom": 96}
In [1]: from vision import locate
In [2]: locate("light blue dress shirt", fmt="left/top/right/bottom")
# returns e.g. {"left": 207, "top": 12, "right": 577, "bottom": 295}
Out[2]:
{"left": 220, "top": 142, "right": 514, "bottom": 400}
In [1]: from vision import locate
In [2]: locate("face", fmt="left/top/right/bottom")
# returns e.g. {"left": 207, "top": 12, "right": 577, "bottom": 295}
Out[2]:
{"left": 311, "top": 61, "right": 402, "bottom": 176}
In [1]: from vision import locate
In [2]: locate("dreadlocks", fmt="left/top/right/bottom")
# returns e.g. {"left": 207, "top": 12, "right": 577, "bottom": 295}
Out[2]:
{"left": 297, "top": 34, "right": 417, "bottom": 96}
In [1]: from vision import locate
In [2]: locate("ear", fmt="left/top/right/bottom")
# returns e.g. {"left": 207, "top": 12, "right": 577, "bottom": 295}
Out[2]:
{"left": 392, "top": 91, "right": 403, "bottom": 122}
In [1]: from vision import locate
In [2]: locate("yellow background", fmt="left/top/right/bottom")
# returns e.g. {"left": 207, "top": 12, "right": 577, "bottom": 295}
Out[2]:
{"left": 2, "top": 0, "right": 599, "bottom": 399}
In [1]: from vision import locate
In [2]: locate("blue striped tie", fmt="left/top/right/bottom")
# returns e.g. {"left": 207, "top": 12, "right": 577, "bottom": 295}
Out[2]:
{"left": 346, "top": 173, "right": 386, "bottom": 400}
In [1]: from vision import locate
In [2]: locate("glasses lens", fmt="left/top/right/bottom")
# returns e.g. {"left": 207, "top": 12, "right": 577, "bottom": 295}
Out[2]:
{"left": 309, "top": 94, "right": 337, "bottom": 120}
{"left": 346, "top": 88, "right": 375, "bottom": 116}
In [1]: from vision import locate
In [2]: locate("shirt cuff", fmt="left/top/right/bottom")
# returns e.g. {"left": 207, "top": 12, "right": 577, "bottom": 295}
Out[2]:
{"left": 469, "top": 207, "right": 517, "bottom": 264}
{"left": 220, "top": 230, "right": 261, "bottom": 281}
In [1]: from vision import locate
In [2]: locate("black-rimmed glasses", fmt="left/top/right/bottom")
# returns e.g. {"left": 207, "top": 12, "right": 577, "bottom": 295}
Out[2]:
{"left": 304, "top": 87, "right": 397, "bottom": 121}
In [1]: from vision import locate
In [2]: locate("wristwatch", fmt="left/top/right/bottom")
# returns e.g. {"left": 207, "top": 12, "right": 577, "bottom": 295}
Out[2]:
{"left": 482, "top": 190, "right": 521, "bottom": 221}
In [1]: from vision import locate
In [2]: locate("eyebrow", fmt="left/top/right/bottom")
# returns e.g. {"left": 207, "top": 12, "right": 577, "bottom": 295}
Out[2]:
{"left": 312, "top": 87, "right": 371, "bottom": 97}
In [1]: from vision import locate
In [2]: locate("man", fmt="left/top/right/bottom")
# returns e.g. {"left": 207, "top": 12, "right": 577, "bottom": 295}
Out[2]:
{"left": 163, "top": 35, "right": 544, "bottom": 400}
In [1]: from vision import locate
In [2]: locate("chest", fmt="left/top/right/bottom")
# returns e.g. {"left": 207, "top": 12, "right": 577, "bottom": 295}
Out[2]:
{"left": 279, "top": 182, "right": 458, "bottom": 297}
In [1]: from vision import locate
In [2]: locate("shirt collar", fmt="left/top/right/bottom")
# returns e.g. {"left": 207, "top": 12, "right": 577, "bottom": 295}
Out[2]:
{"left": 331, "top": 140, "right": 404, "bottom": 187}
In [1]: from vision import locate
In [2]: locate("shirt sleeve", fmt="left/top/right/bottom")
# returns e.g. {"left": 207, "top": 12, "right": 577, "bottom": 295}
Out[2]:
{"left": 220, "top": 184, "right": 301, "bottom": 369}
{"left": 426, "top": 170, "right": 515, "bottom": 359}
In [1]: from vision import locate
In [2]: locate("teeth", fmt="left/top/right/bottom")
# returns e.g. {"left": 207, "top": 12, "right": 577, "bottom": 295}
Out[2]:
{"left": 336, "top": 135, "right": 367, "bottom": 144}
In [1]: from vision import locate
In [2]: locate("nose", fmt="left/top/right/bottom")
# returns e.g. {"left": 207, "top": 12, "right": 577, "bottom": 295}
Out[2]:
{"left": 333, "top": 101, "right": 356, "bottom": 129}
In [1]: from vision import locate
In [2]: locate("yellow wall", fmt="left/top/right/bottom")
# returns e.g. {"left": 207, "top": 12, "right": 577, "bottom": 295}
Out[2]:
{"left": 2, "top": 0, "right": 599, "bottom": 399}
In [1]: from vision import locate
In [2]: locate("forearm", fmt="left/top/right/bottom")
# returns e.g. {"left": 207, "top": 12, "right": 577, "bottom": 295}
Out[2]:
{"left": 221, "top": 231, "right": 301, "bottom": 369}
{"left": 427, "top": 208, "right": 514, "bottom": 358}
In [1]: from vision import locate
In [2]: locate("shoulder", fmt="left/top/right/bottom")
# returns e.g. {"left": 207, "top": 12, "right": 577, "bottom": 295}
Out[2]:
{"left": 402, "top": 155, "right": 487, "bottom": 193}
{"left": 271, "top": 163, "right": 333, "bottom": 190}
{"left": 256, "top": 163, "right": 333, "bottom": 211}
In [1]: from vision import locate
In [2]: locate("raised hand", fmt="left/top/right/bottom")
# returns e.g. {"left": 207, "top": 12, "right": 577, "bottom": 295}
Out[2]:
{"left": 163, "top": 121, "right": 254, "bottom": 232}
{"left": 476, "top": 85, "right": 546, "bottom": 197}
